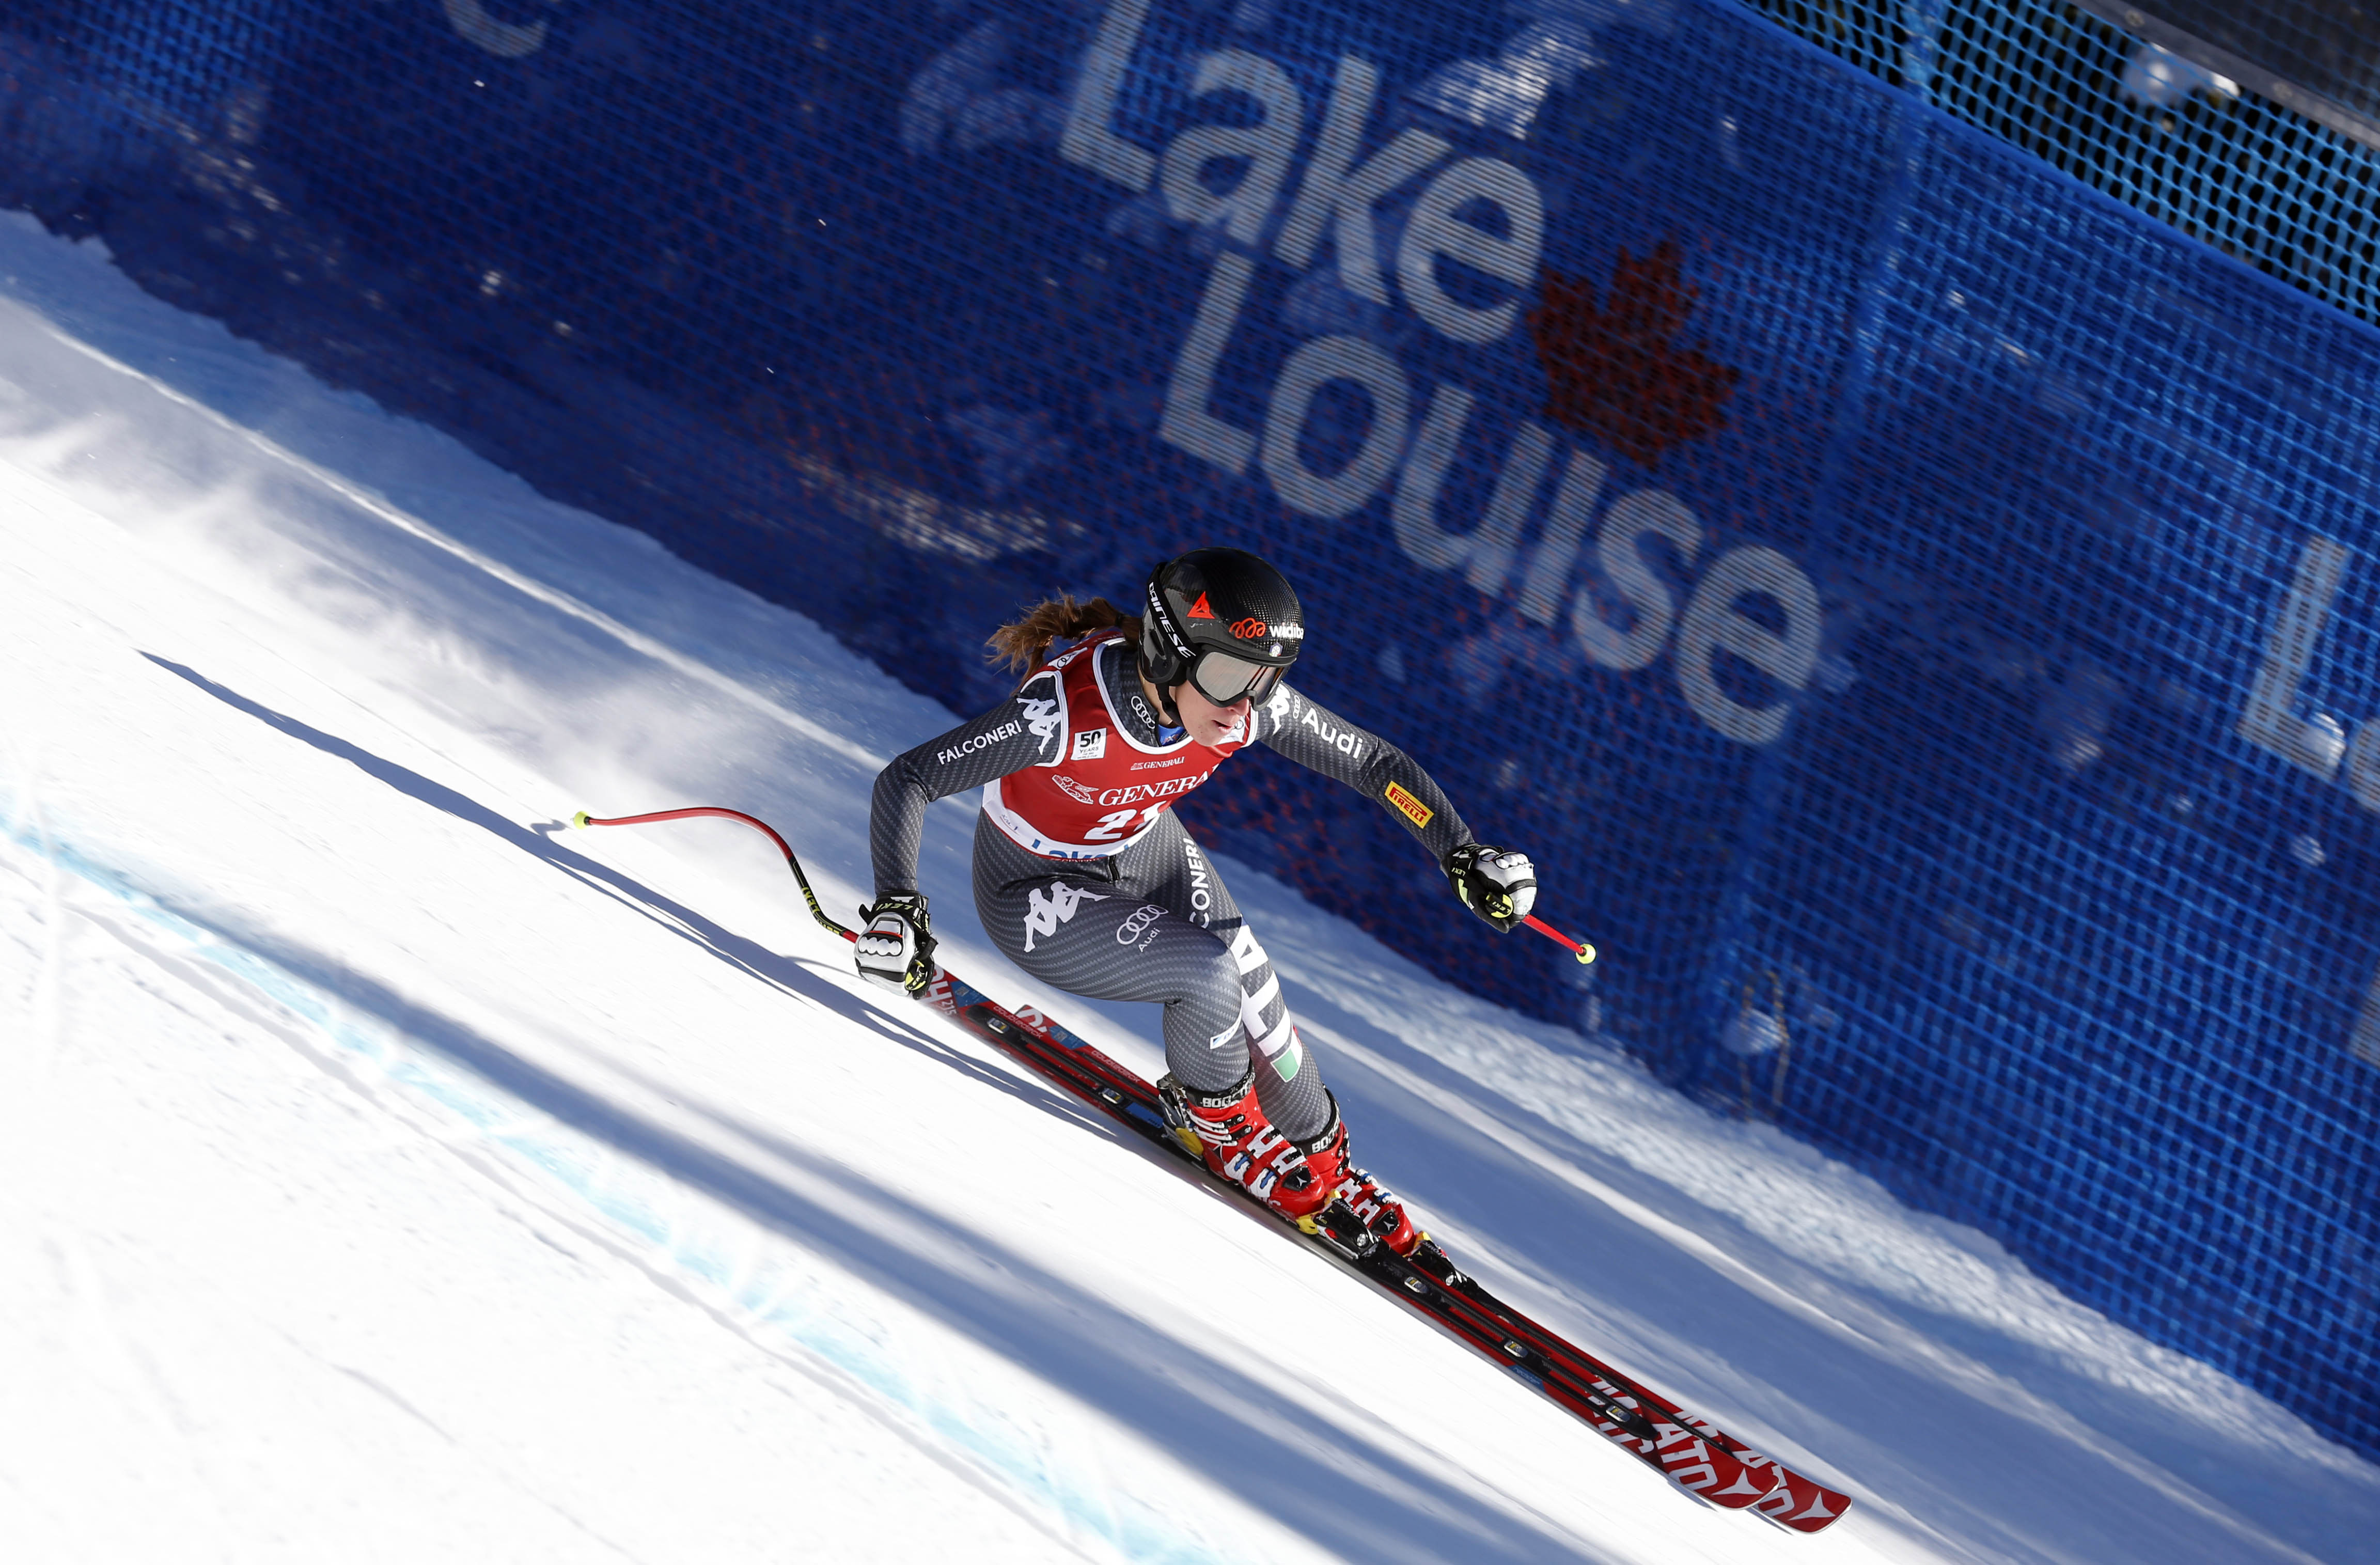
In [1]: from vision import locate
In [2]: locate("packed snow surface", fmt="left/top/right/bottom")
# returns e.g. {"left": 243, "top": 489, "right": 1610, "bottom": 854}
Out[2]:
{"left": 1, "top": 209, "right": 2374, "bottom": 1563}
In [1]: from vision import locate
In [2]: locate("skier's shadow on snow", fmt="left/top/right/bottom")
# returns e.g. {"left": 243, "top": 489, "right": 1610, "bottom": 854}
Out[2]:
{"left": 137, "top": 652, "right": 1042, "bottom": 1113}
{"left": 139, "top": 654, "right": 1619, "bottom": 1563}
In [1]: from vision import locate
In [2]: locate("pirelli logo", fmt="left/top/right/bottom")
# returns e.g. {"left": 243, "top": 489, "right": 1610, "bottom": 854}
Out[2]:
{"left": 1384, "top": 781, "right": 1434, "bottom": 830}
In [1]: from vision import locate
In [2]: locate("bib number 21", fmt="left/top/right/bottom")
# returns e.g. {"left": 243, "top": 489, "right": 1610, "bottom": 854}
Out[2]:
{"left": 1084, "top": 805, "right": 1167, "bottom": 841}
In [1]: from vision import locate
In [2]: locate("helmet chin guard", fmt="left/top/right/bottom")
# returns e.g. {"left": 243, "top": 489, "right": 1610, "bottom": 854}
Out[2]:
{"left": 1140, "top": 549, "right": 1304, "bottom": 721}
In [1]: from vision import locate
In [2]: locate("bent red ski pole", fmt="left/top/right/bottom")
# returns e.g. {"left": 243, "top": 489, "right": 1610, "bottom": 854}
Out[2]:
{"left": 572, "top": 806, "right": 859, "bottom": 942}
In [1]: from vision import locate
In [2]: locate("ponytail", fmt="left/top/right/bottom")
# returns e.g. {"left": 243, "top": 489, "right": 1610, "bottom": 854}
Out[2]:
{"left": 987, "top": 594, "right": 1145, "bottom": 674}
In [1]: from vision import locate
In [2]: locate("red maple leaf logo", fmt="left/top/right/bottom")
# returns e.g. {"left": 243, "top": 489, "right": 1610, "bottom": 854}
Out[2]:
{"left": 1527, "top": 240, "right": 1741, "bottom": 468}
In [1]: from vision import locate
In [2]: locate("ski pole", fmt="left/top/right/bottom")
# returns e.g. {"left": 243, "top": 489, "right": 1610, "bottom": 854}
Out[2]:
{"left": 1522, "top": 913, "right": 1595, "bottom": 965}
{"left": 571, "top": 806, "right": 858, "bottom": 943}
{"left": 573, "top": 803, "right": 1164, "bottom": 1108}
{"left": 574, "top": 805, "right": 1595, "bottom": 966}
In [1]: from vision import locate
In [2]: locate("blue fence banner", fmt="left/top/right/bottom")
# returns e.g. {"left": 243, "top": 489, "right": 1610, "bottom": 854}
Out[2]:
{"left": 3, "top": 0, "right": 2375, "bottom": 1461}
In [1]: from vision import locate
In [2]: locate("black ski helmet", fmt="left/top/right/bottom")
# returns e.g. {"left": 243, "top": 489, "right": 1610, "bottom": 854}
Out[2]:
{"left": 1140, "top": 548, "right": 1304, "bottom": 714}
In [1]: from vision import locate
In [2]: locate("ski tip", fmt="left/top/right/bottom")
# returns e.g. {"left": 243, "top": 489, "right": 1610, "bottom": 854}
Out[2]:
{"left": 570, "top": 809, "right": 592, "bottom": 829}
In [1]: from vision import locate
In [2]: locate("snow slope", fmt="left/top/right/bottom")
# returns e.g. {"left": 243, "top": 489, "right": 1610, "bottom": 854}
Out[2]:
{"left": 0, "top": 208, "right": 2374, "bottom": 1563}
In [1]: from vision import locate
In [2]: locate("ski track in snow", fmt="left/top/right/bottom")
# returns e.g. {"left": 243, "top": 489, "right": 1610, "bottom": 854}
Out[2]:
{"left": 0, "top": 816, "right": 1259, "bottom": 1565}
{"left": 1, "top": 209, "right": 2375, "bottom": 1562}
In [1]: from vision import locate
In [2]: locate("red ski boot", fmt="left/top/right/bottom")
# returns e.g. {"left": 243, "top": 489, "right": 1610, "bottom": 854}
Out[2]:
{"left": 1294, "top": 1092, "right": 1422, "bottom": 1256}
{"left": 1157, "top": 1066, "right": 1331, "bottom": 1220}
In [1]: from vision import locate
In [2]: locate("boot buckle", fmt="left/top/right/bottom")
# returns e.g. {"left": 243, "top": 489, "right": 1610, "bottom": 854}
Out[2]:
{"left": 1299, "top": 1197, "right": 1378, "bottom": 1260}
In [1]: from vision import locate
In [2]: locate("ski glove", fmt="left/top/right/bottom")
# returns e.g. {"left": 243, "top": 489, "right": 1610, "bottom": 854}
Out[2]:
{"left": 1443, "top": 844, "right": 1538, "bottom": 933}
{"left": 855, "top": 892, "right": 936, "bottom": 993}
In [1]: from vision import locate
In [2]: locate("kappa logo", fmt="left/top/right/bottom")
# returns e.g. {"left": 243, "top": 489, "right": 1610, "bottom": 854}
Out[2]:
{"left": 1021, "top": 693, "right": 1063, "bottom": 764}
{"left": 1186, "top": 592, "right": 1217, "bottom": 619}
{"left": 1115, "top": 904, "right": 1166, "bottom": 945}
{"left": 1072, "top": 728, "right": 1107, "bottom": 760}
{"left": 1022, "top": 882, "right": 1108, "bottom": 952}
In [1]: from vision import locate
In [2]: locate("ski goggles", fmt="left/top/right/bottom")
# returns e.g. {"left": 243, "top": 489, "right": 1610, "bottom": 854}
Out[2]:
{"left": 1185, "top": 647, "right": 1288, "bottom": 708}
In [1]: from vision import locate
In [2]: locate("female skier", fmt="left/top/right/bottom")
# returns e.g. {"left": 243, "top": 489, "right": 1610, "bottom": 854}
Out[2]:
{"left": 856, "top": 548, "right": 1540, "bottom": 1255}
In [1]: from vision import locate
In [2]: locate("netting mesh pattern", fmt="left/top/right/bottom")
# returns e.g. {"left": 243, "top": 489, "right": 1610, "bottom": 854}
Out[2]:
{"left": 1744, "top": 0, "right": 2380, "bottom": 330}
{"left": 2, "top": 0, "right": 2376, "bottom": 1460}
{"left": 2130, "top": 0, "right": 2380, "bottom": 126}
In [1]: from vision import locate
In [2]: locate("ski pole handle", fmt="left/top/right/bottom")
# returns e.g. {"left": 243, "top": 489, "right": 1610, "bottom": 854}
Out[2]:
{"left": 1522, "top": 913, "right": 1595, "bottom": 965}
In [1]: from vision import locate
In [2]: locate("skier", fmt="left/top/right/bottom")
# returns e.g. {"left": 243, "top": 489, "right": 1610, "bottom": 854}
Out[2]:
{"left": 855, "top": 548, "right": 1539, "bottom": 1255}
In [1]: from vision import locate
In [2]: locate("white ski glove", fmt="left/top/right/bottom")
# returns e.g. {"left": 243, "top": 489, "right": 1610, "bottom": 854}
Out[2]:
{"left": 854, "top": 892, "right": 935, "bottom": 992}
{"left": 1443, "top": 844, "right": 1538, "bottom": 933}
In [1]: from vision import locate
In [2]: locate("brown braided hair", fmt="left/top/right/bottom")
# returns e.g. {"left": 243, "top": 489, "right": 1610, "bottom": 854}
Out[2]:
{"left": 987, "top": 594, "right": 1145, "bottom": 674}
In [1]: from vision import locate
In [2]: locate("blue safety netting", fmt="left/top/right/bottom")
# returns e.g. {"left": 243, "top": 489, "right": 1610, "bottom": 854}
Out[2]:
{"left": 2084, "top": 0, "right": 2380, "bottom": 131}
{"left": 1752, "top": 0, "right": 2380, "bottom": 328}
{"left": 1, "top": 0, "right": 2374, "bottom": 1462}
